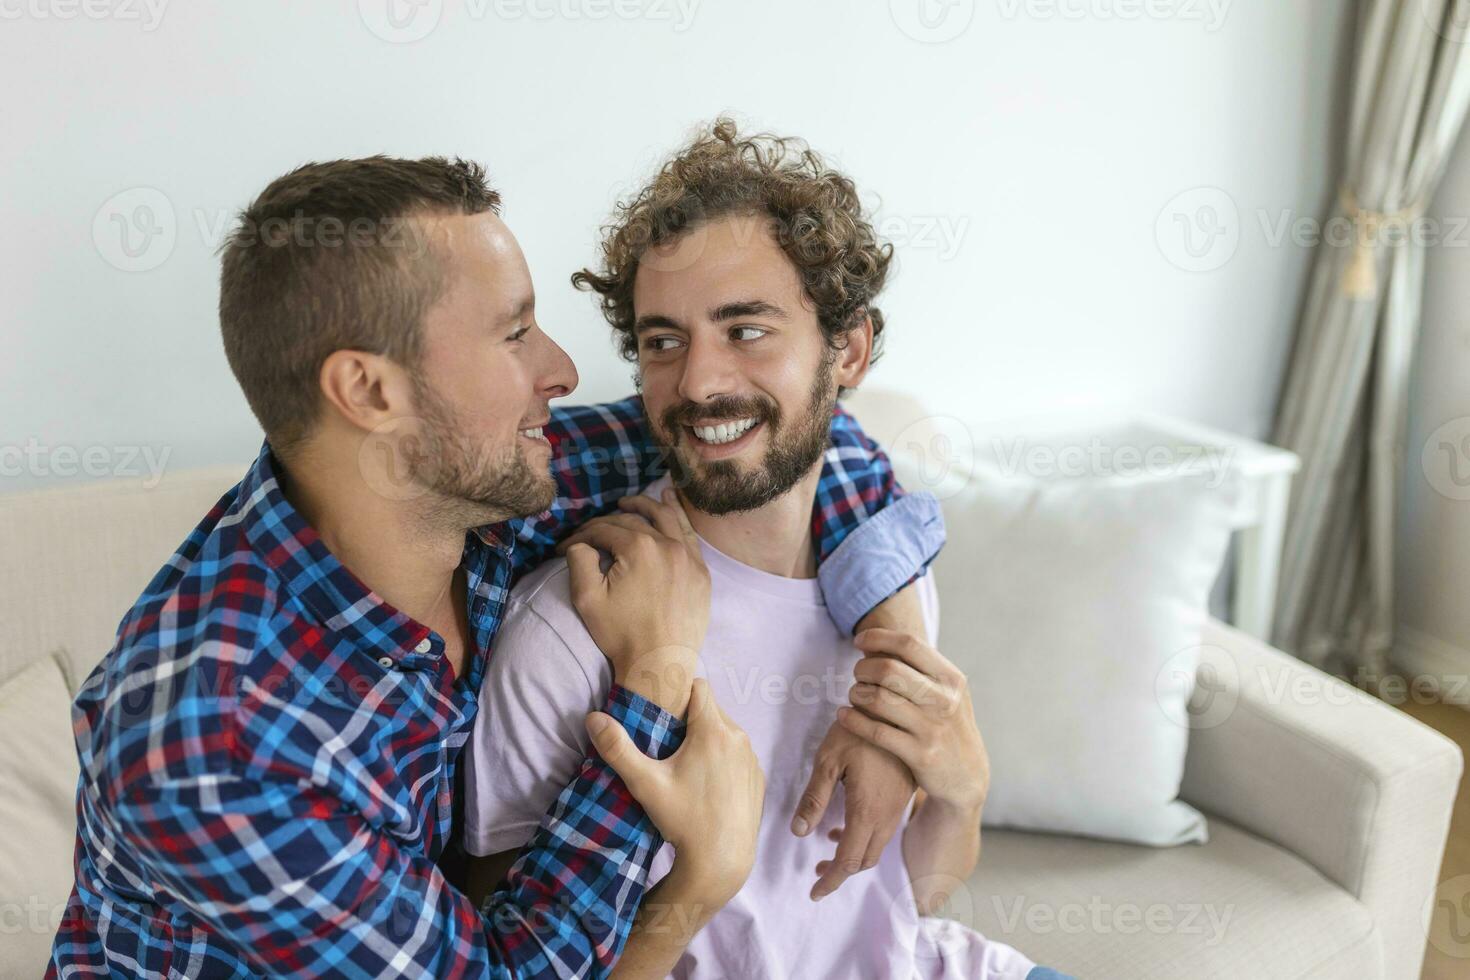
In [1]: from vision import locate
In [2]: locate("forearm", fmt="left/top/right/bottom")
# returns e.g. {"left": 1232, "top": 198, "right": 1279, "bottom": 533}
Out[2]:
{"left": 853, "top": 576, "right": 925, "bottom": 635}
{"left": 609, "top": 868, "right": 717, "bottom": 979}
{"left": 615, "top": 645, "right": 699, "bottom": 719}
{"left": 901, "top": 791, "right": 983, "bottom": 915}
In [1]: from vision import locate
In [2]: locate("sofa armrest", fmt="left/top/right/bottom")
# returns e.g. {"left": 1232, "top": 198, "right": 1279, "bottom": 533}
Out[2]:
{"left": 1180, "top": 618, "right": 1462, "bottom": 980}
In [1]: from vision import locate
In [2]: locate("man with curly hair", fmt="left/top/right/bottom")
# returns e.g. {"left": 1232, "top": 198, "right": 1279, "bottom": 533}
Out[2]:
{"left": 464, "top": 121, "right": 1071, "bottom": 979}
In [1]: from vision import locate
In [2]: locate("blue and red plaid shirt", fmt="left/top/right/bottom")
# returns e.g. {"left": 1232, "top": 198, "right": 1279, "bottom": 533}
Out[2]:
{"left": 50, "top": 395, "right": 943, "bottom": 979}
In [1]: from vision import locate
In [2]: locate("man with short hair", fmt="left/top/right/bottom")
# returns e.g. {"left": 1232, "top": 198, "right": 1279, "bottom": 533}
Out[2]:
{"left": 465, "top": 122, "right": 1071, "bottom": 978}
{"left": 48, "top": 155, "right": 942, "bottom": 978}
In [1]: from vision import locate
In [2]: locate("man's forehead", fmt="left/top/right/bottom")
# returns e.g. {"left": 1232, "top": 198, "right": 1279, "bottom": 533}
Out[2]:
{"left": 423, "top": 211, "right": 534, "bottom": 322}
{"left": 647, "top": 212, "right": 777, "bottom": 266}
{"left": 635, "top": 215, "right": 806, "bottom": 320}
{"left": 424, "top": 209, "right": 519, "bottom": 259}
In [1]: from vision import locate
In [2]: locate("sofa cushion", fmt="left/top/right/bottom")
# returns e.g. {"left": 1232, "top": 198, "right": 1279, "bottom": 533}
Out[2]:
{"left": 951, "top": 819, "right": 1382, "bottom": 979}
{"left": 892, "top": 435, "right": 1238, "bottom": 846}
{"left": 0, "top": 652, "right": 79, "bottom": 978}
{"left": 0, "top": 466, "right": 242, "bottom": 691}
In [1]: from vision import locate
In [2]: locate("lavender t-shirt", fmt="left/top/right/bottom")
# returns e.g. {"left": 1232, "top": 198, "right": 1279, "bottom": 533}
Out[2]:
{"left": 464, "top": 477, "right": 1038, "bottom": 980}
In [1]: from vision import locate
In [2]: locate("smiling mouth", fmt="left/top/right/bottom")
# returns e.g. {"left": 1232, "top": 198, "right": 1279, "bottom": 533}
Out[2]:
{"left": 679, "top": 417, "right": 764, "bottom": 449}
{"left": 687, "top": 417, "right": 760, "bottom": 446}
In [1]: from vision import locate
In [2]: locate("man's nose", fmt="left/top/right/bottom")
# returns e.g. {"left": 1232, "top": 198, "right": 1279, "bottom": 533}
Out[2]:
{"left": 677, "top": 336, "right": 739, "bottom": 405}
{"left": 536, "top": 330, "right": 579, "bottom": 401}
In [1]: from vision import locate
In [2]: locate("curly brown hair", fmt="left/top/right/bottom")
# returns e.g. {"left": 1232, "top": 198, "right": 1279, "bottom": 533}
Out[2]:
{"left": 572, "top": 118, "right": 892, "bottom": 365}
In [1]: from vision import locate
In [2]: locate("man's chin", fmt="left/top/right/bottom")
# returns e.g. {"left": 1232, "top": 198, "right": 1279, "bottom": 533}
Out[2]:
{"left": 454, "top": 473, "right": 556, "bottom": 526}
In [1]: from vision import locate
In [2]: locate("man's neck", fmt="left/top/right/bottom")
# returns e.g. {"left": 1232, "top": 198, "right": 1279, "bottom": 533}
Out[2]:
{"left": 679, "top": 465, "right": 822, "bottom": 579}
{"left": 276, "top": 442, "right": 466, "bottom": 629}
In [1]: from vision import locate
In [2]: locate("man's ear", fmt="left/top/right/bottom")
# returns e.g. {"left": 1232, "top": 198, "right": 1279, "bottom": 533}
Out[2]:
{"left": 833, "top": 312, "right": 875, "bottom": 390}
{"left": 317, "top": 348, "right": 415, "bottom": 435}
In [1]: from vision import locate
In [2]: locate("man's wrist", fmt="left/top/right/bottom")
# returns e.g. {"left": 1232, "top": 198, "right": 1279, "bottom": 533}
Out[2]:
{"left": 924, "top": 791, "right": 986, "bottom": 826}
{"left": 613, "top": 645, "right": 698, "bottom": 718}
{"left": 852, "top": 578, "right": 924, "bottom": 639}
{"left": 661, "top": 858, "right": 739, "bottom": 922}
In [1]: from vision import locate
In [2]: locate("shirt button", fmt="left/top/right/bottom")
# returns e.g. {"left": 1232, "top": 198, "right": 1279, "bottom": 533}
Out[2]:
{"left": 414, "top": 638, "right": 432, "bottom": 654}
{"left": 377, "top": 656, "right": 394, "bottom": 668}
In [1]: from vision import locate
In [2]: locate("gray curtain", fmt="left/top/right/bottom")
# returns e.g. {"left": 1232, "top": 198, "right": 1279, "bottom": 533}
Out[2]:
{"left": 1272, "top": 0, "right": 1470, "bottom": 677}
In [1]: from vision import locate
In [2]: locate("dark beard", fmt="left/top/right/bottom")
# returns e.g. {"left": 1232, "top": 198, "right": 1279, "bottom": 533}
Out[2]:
{"left": 407, "top": 377, "right": 554, "bottom": 521}
{"left": 655, "top": 351, "right": 836, "bottom": 516}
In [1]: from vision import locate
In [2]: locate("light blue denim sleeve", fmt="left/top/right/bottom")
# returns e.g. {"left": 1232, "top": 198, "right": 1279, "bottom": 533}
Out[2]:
{"left": 816, "top": 491, "right": 946, "bottom": 636}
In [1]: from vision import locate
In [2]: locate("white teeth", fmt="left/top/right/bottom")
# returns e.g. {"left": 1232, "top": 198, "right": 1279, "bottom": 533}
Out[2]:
{"left": 691, "top": 418, "right": 757, "bottom": 445}
{"left": 520, "top": 427, "right": 543, "bottom": 439}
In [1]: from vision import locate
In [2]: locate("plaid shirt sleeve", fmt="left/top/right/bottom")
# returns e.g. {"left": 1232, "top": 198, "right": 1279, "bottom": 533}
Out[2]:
{"left": 107, "top": 683, "right": 681, "bottom": 979}
{"left": 513, "top": 395, "right": 945, "bottom": 632}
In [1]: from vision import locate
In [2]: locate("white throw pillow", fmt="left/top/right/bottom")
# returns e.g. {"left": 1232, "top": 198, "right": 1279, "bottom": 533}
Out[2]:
{"left": 895, "top": 443, "right": 1238, "bottom": 846}
{"left": 0, "top": 654, "right": 79, "bottom": 978}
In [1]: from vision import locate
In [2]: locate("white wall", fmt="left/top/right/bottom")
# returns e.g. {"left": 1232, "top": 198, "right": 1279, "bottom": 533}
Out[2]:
{"left": 0, "top": 0, "right": 1352, "bottom": 491}
{"left": 1396, "top": 117, "right": 1470, "bottom": 690}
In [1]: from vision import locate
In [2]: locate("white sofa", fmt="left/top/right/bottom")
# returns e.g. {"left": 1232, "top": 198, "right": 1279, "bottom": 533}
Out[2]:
{"left": 0, "top": 462, "right": 1461, "bottom": 980}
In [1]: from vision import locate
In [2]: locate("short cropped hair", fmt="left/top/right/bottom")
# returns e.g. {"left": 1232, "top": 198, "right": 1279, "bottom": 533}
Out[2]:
{"left": 218, "top": 156, "right": 500, "bottom": 456}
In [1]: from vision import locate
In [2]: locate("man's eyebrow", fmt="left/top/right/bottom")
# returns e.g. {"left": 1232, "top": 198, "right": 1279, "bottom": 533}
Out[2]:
{"left": 500, "top": 297, "right": 534, "bottom": 327}
{"left": 633, "top": 314, "right": 683, "bottom": 333}
{"left": 710, "top": 300, "right": 788, "bottom": 322}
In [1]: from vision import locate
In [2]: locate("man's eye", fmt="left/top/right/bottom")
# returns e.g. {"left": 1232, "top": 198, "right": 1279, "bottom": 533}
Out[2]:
{"left": 508, "top": 326, "right": 530, "bottom": 343}
{"left": 732, "top": 326, "right": 767, "bottom": 342}
{"left": 646, "top": 336, "right": 683, "bottom": 352}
